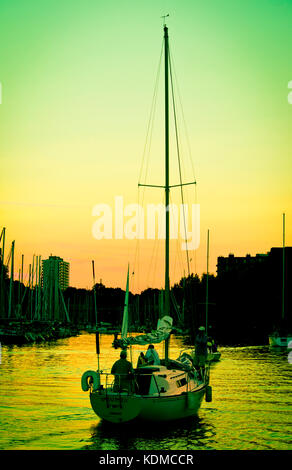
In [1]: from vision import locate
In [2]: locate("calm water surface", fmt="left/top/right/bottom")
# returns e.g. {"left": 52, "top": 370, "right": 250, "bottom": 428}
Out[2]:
{"left": 0, "top": 333, "right": 291, "bottom": 450}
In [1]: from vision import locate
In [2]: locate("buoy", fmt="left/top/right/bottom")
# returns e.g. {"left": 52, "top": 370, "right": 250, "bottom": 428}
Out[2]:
{"left": 81, "top": 370, "right": 100, "bottom": 392}
{"left": 205, "top": 385, "right": 212, "bottom": 402}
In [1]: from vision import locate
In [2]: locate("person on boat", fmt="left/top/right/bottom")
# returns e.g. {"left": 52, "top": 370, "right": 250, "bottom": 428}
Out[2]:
{"left": 111, "top": 349, "right": 134, "bottom": 392}
{"left": 207, "top": 336, "right": 213, "bottom": 353}
{"left": 193, "top": 326, "right": 208, "bottom": 380}
{"left": 145, "top": 344, "right": 160, "bottom": 365}
{"left": 137, "top": 351, "right": 147, "bottom": 367}
{"left": 211, "top": 339, "right": 218, "bottom": 352}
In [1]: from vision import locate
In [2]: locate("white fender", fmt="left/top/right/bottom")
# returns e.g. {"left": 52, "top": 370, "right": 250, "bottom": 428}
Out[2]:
{"left": 81, "top": 370, "right": 100, "bottom": 392}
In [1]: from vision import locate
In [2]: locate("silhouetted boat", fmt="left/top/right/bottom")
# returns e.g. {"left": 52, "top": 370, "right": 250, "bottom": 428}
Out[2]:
{"left": 205, "top": 229, "right": 221, "bottom": 362}
{"left": 269, "top": 214, "right": 292, "bottom": 348}
{"left": 81, "top": 22, "right": 212, "bottom": 423}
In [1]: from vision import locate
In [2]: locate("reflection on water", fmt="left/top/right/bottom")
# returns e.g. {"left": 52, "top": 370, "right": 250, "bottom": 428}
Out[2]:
{"left": 86, "top": 415, "right": 216, "bottom": 451}
{"left": 0, "top": 334, "right": 291, "bottom": 450}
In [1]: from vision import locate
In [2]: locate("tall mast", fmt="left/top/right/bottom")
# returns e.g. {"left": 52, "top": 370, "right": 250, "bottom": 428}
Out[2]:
{"left": 8, "top": 240, "right": 15, "bottom": 318}
{"left": 21, "top": 254, "right": 24, "bottom": 284}
{"left": 1, "top": 227, "right": 5, "bottom": 264}
{"left": 92, "top": 260, "right": 98, "bottom": 327}
{"left": 282, "top": 213, "right": 285, "bottom": 321}
{"left": 164, "top": 24, "right": 170, "bottom": 313}
{"left": 92, "top": 260, "right": 100, "bottom": 371}
{"left": 0, "top": 228, "right": 6, "bottom": 317}
{"left": 164, "top": 23, "right": 170, "bottom": 363}
{"left": 206, "top": 229, "right": 209, "bottom": 334}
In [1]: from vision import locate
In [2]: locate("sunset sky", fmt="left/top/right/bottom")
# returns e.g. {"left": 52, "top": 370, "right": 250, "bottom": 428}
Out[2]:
{"left": 0, "top": 0, "right": 291, "bottom": 292}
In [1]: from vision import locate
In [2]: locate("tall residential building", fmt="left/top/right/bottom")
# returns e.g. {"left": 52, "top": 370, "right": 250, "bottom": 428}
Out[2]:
{"left": 42, "top": 255, "right": 70, "bottom": 291}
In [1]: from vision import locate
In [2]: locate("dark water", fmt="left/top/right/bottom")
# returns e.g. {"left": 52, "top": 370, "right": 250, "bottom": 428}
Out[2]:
{"left": 0, "top": 334, "right": 291, "bottom": 450}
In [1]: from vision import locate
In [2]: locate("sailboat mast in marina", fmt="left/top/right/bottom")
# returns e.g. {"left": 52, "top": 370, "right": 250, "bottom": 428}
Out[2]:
{"left": 204, "top": 230, "right": 221, "bottom": 362}
{"left": 164, "top": 22, "right": 170, "bottom": 365}
{"left": 269, "top": 213, "right": 292, "bottom": 347}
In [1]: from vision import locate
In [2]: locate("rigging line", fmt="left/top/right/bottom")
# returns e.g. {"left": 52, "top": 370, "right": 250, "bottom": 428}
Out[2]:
{"left": 134, "top": 41, "right": 163, "bottom": 293}
{"left": 146, "top": 189, "right": 165, "bottom": 290}
{"left": 135, "top": 42, "right": 163, "bottom": 293}
{"left": 145, "top": 207, "right": 161, "bottom": 289}
{"left": 132, "top": 186, "right": 140, "bottom": 293}
{"left": 152, "top": 200, "right": 166, "bottom": 289}
{"left": 140, "top": 46, "right": 163, "bottom": 211}
{"left": 169, "top": 192, "right": 185, "bottom": 285}
{"left": 168, "top": 192, "right": 180, "bottom": 282}
{"left": 184, "top": 180, "right": 197, "bottom": 276}
{"left": 169, "top": 45, "right": 198, "bottom": 277}
{"left": 192, "top": 183, "right": 198, "bottom": 275}
{"left": 138, "top": 39, "right": 164, "bottom": 186}
{"left": 176, "top": 231, "right": 186, "bottom": 284}
{"left": 169, "top": 47, "right": 191, "bottom": 277}
{"left": 169, "top": 47, "right": 197, "bottom": 183}
{"left": 5, "top": 246, "right": 12, "bottom": 267}
{"left": 132, "top": 185, "right": 144, "bottom": 294}
{"left": 135, "top": 43, "right": 163, "bottom": 293}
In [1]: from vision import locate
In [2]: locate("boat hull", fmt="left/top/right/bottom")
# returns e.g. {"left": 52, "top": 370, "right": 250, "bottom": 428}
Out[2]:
{"left": 90, "top": 392, "right": 142, "bottom": 423}
{"left": 90, "top": 386, "right": 206, "bottom": 423}
{"left": 269, "top": 335, "right": 292, "bottom": 348}
{"left": 138, "top": 388, "right": 206, "bottom": 421}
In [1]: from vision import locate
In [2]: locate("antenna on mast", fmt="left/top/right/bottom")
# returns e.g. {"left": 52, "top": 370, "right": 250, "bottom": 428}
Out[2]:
{"left": 161, "top": 14, "right": 169, "bottom": 26}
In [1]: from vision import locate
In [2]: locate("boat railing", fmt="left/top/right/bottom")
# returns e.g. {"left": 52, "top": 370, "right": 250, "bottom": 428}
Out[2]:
{"left": 95, "top": 370, "right": 169, "bottom": 396}
{"left": 96, "top": 368, "right": 205, "bottom": 395}
{"left": 101, "top": 372, "right": 134, "bottom": 394}
{"left": 93, "top": 371, "right": 138, "bottom": 395}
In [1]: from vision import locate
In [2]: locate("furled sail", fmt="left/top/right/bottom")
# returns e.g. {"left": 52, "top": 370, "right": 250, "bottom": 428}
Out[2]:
{"left": 113, "top": 315, "right": 173, "bottom": 349}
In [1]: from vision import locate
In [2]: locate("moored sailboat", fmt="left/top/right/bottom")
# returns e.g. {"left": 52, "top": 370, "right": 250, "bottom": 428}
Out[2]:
{"left": 204, "top": 229, "right": 221, "bottom": 362}
{"left": 81, "top": 22, "right": 212, "bottom": 423}
{"left": 269, "top": 214, "right": 292, "bottom": 348}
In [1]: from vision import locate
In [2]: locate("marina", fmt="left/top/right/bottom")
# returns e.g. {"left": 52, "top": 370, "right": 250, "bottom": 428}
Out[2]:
{"left": 1, "top": 0, "right": 292, "bottom": 456}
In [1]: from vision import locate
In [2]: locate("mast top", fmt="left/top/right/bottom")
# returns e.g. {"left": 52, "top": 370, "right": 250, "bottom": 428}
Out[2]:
{"left": 161, "top": 13, "right": 169, "bottom": 28}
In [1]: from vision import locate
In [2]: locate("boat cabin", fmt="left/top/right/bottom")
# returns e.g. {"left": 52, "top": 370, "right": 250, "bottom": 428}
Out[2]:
{"left": 134, "top": 365, "right": 192, "bottom": 396}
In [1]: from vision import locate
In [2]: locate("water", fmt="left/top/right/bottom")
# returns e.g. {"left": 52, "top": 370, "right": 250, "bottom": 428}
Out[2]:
{"left": 0, "top": 333, "right": 291, "bottom": 450}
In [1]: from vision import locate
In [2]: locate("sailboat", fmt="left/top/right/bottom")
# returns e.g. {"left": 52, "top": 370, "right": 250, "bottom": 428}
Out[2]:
{"left": 81, "top": 22, "right": 212, "bottom": 423}
{"left": 269, "top": 214, "right": 292, "bottom": 348}
{"left": 205, "top": 229, "right": 221, "bottom": 362}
